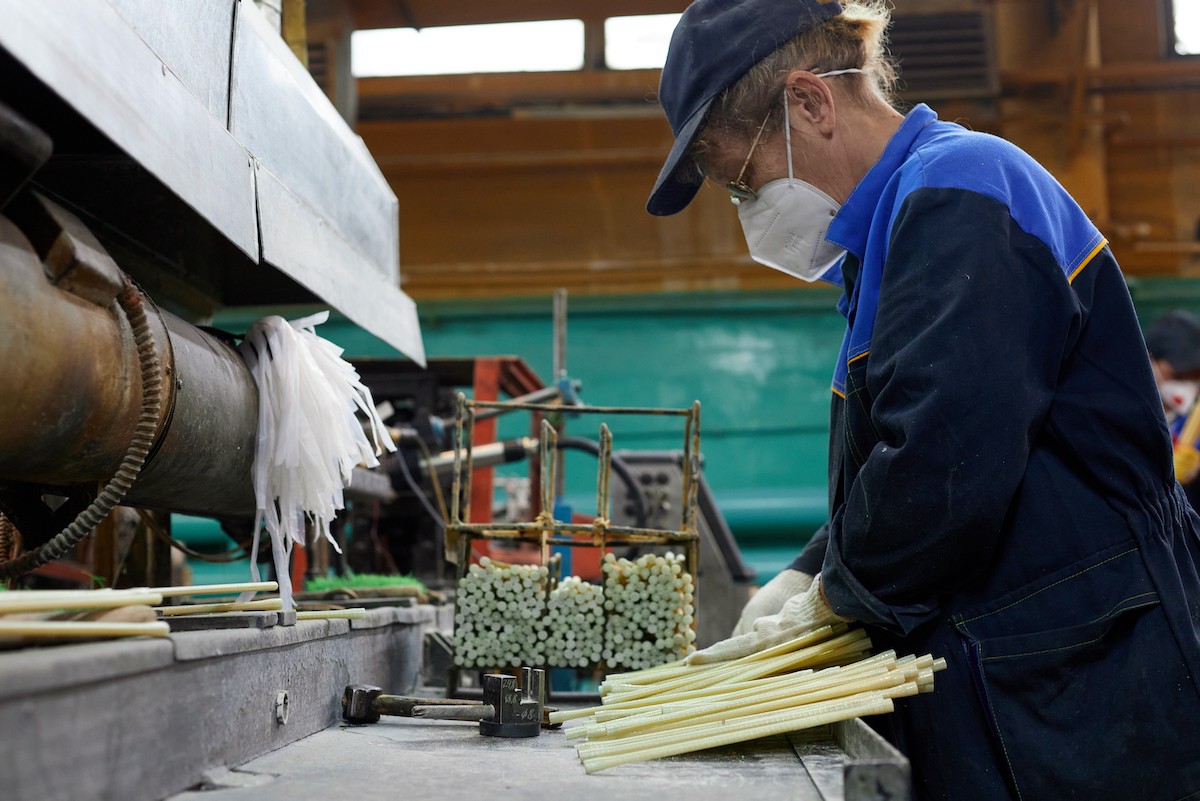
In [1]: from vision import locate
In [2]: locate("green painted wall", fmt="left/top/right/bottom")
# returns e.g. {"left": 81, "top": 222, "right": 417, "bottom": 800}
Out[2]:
{"left": 1128, "top": 278, "right": 1200, "bottom": 324}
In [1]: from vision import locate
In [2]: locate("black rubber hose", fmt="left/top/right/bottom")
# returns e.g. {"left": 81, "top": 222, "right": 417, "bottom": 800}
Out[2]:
{"left": 0, "top": 514, "right": 16, "bottom": 561}
{"left": 395, "top": 449, "right": 446, "bottom": 530}
{"left": 0, "top": 280, "right": 163, "bottom": 578}
{"left": 555, "top": 437, "right": 649, "bottom": 528}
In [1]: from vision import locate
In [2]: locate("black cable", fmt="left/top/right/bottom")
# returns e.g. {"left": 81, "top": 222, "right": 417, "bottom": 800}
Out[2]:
{"left": 138, "top": 509, "right": 267, "bottom": 563}
{"left": 395, "top": 450, "right": 446, "bottom": 530}
{"left": 555, "top": 437, "right": 649, "bottom": 528}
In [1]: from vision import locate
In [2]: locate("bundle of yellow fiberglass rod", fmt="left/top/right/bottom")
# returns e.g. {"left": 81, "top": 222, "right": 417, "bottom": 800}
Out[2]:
{"left": 549, "top": 623, "right": 946, "bottom": 774}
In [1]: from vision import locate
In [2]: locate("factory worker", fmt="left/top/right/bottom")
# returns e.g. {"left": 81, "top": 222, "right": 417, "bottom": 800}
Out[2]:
{"left": 1147, "top": 309, "right": 1200, "bottom": 424}
{"left": 646, "top": 1, "right": 1200, "bottom": 799}
{"left": 1146, "top": 309, "right": 1200, "bottom": 495}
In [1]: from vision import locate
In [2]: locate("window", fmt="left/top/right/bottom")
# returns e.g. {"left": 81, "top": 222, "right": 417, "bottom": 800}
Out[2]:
{"left": 1174, "top": 0, "right": 1200, "bottom": 56}
{"left": 351, "top": 20, "right": 585, "bottom": 77}
{"left": 605, "top": 14, "right": 682, "bottom": 70}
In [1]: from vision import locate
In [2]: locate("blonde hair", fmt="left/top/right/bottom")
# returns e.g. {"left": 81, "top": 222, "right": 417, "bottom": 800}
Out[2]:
{"left": 689, "top": 2, "right": 897, "bottom": 175}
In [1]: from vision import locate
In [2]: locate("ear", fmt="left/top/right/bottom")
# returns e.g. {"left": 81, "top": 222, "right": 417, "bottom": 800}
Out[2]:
{"left": 785, "top": 71, "right": 838, "bottom": 137}
{"left": 1154, "top": 358, "right": 1175, "bottom": 382}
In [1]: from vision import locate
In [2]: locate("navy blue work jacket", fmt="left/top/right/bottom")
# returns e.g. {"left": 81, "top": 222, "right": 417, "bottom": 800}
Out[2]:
{"left": 790, "top": 104, "right": 1200, "bottom": 800}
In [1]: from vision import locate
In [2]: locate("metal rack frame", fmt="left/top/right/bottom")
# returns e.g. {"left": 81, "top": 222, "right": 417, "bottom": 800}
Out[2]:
{"left": 445, "top": 394, "right": 703, "bottom": 682}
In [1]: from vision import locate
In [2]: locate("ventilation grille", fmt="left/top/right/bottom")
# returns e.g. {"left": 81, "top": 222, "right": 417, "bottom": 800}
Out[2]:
{"left": 307, "top": 41, "right": 330, "bottom": 95}
{"left": 889, "top": 11, "right": 997, "bottom": 100}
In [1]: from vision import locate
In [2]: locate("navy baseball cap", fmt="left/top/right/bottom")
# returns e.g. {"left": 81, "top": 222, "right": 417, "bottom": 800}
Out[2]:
{"left": 646, "top": 0, "right": 844, "bottom": 216}
{"left": 1147, "top": 310, "right": 1200, "bottom": 373}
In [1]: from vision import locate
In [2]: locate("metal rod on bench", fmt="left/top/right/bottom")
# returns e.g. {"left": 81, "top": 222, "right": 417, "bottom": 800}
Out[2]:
{"left": 597, "top": 423, "right": 613, "bottom": 524}
{"left": 539, "top": 419, "right": 558, "bottom": 523}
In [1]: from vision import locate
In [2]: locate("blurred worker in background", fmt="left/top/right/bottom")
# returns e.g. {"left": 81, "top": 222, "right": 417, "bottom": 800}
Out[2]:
{"left": 1147, "top": 309, "right": 1200, "bottom": 425}
{"left": 1147, "top": 309, "right": 1200, "bottom": 495}
{"left": 646, "top": 1, "right": 1200, "bottom": 799}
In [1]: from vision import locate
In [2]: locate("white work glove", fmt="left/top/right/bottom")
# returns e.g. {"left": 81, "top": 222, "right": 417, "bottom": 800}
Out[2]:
{"left": 732, "top": 569, "right": 814, "bottom": 636}
{"left": 689, "top": 575, "right": 847, "bottom": 665}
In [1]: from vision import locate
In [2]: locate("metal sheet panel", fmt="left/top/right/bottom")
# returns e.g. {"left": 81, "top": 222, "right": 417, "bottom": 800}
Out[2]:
{"left": 256, "top": 161, "right": 425, "bottom": 364}
{"left": 0, "top": 0, "right": 259, "bottom": 259}
{"left": 107, "top": 0, "right": 237, "bottom": 124}
{"left": 230, "top": 1, "right": 400, "bottom": 282}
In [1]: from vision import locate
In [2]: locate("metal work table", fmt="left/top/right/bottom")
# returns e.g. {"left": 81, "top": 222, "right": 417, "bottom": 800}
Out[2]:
{"left": 0, "top": 601, "right": 908, "bottom": 801}
{"left": 166, "top": 708, "right": 909, "bottom": 801}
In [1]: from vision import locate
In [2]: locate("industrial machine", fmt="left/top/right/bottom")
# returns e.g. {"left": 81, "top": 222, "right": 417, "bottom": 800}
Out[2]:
{"left": 0, "top": 0, "right": 422, "bottom": 587}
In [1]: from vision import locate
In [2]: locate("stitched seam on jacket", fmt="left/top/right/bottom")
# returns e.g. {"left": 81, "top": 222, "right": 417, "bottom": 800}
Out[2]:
{"left": 1067, "top": 238, "right": 1107, "bottom": 284}
{"left": 958, "top": 548, "right": 1138, "bottom": 625}
{"left": 1085, "top": 592, "right": 1158, "bottom": 624}
{"left": 977, "top": 639, "right": 1025, "bottom": 801}
{"left": 1064, "top": 232, "right": 1106, "bottom": 280}
{"left": 979, "top": 597, "right": 1159, "bottom": 662}
{"left": 842, "top": 370, "right": 870, "bottom": 468}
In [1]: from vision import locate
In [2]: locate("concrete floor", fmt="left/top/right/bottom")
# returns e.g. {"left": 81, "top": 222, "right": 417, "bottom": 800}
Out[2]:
{"left": 166, "top": 715, "right": 841, "bottom": 801}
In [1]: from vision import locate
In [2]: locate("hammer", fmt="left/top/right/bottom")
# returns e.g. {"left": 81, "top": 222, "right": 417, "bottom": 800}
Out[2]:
{"left": 341, "top": 685, "right": 484, "bottom": 723}
{"left": 342, "top": 668, "right": 554, "bottom": 737}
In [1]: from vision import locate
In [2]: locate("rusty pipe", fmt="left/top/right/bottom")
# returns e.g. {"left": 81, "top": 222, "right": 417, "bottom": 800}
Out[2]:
{"left": 0, "top": 213, "right": 167, "bottom": 483}
{"left": 0, "top": 212, "right": 257, "bottom": 518}
{"left": 0, "top": 272, "right": 163, "bottom": 579}
{"left": 124, "top": 313, "right": 258, "bottom": 517}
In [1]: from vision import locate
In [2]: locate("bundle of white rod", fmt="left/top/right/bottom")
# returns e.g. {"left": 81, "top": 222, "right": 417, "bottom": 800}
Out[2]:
{"left": 455, "top": 558, "right": 549, "bottom": 668}
{"left": 602, "top": 553, "right": 695, "bottom": 670}
{"left": 453, "top": 553, "right": 696, "bottom": 670}
{"left": 239, "top": 312, "right": 395, "bottom": 610}
{"left": 549, "top": 624, "right": 946, "bottom": 774}
{"left": 545, "top": 576, "right": 605, "bottom": 667}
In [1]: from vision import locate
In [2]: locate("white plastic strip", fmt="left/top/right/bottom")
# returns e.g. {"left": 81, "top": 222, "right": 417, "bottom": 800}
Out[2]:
{"left": 239, "top": 312, "right": 396, "bottom": 609}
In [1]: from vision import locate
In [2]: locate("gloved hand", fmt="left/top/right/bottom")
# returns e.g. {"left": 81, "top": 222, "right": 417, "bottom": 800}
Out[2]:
{"left": 732, "top": 569, "right": 814, "bottom": 636}
{"left": 689, "top": 574, "right": 847, "bottom": 665}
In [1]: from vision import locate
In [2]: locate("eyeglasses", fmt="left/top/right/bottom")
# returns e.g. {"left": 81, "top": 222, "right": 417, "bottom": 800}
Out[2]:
{"left": 724, "top": 69, "right": 863, "bottom": 205}
{"left": 725, "top": 108, "right": 775, "bottom": 205}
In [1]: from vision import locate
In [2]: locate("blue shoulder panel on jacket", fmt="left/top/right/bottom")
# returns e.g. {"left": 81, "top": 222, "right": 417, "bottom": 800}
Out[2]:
{"left": 895, "top": 122, "right": 1106, "bottom": 281}
{"left": 829, "top": 107, "right": 1107, "bottom": 396}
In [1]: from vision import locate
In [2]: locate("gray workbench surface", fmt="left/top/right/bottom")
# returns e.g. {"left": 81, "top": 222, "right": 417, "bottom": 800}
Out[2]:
{"left": 166, "top": 716, "right": 840, "bottom": 801}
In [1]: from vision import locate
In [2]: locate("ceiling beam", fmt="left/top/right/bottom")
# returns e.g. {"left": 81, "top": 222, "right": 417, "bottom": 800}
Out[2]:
{"left": 357, "top": 70, "right": 663, "bottom": 118}
{"left": 350, "top": 0, "right": 687, "bottom": 31}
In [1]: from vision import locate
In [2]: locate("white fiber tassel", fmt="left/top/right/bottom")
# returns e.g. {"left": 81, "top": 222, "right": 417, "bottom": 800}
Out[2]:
{"left": 239, "top": 312, "right": 396, "bottom": 610}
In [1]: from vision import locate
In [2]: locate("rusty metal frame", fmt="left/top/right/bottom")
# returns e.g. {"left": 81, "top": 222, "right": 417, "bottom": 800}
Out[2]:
{"left": 447, "top": 396, "right": 701, "bottom": 560}
{"left": 446, "top": 395, "right": 702, "bottom": 685}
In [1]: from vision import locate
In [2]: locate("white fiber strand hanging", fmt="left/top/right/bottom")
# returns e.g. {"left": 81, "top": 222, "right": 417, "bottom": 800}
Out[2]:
{"left": 239, "top": 312, "right": 396, "bottom": 609}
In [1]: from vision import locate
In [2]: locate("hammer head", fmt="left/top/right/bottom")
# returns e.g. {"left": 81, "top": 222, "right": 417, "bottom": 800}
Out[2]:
{"left": 342, "top": 684, "right": 383, "bottom": 724}
{"left": 479, "top": 667, "right": 544, "bottom": 738}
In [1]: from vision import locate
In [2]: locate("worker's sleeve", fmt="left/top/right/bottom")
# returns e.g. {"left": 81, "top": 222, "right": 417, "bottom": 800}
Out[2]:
{"left": 788, "top": 523, "right": 828, "bottom": 575}
{"left": 820, "top": 187, "right": 1075, "bottom": 636}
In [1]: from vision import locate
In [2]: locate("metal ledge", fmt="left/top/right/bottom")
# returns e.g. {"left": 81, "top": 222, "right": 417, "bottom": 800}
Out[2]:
{"left": 0, "top": 604, "right": 433, "bottom": 801}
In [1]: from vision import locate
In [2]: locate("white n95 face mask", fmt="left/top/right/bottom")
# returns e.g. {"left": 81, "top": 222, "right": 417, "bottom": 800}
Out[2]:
{"left": 736, "top": 81, "right": 851, "bottom": 282}
{"left": 1161, "top": 379, "right": 1199, "bottom": 422}
{"left": 737, "top": 177, "right": 843, "bottom": 281}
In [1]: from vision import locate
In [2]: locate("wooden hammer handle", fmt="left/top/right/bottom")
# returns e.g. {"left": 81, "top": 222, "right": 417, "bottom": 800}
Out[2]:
{"left": 411, "top": 704, "right": 494, "bottom": 721}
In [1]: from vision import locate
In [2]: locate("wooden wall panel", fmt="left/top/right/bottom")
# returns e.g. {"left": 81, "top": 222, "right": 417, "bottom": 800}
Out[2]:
{"left": 348, "top": 0, "right": 1200, "bottom": 298}
{"left": 994, "top": 0, "right": 1200, "bottom": 274}
{"left": 359, "top": 114, "right": 818, "bottom": 299}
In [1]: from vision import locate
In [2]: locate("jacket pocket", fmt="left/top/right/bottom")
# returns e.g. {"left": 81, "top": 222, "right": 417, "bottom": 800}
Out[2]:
{"left": 954, "top": 544, "right": 1200, "bottom": 801}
